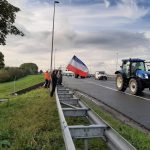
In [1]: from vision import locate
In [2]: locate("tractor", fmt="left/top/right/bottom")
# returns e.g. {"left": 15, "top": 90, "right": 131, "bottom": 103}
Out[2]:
{"left": 115, "top": 58, "right": 150, "bottom": 95}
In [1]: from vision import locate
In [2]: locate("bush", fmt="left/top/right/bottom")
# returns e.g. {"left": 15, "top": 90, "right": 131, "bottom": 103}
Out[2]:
{"left": 0, "top": 67, "right": 27, "bottom": 83}
{"left": 0, "top": 70, "right": 11, "bottom": 82}
{"left": 20, "top": 63, "right": 38, "bottom": 75}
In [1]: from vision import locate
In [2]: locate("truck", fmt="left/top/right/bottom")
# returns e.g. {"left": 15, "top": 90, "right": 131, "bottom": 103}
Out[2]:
{"left": 115, "top": 58, "right": 150, "bottom": 95}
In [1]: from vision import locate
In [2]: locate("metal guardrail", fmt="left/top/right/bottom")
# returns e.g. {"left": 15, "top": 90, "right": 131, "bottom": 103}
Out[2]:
{"left": 0, "top": 99, "right": 9, "bottom": 103}
{"left": 55, "top": 88, "right": 76, "bottom": 150}
{"left": 55, "top": 85, "right": 136, "bottom": 150}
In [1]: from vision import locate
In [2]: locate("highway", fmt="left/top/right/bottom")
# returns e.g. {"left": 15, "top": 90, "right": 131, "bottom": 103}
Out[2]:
{"left": 63, "top": 76, "right": 150, "bottom": 130}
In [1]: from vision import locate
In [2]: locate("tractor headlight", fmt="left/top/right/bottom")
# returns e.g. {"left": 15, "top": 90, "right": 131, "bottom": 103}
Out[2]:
{"left": 137, "top": 74, "right": 143, "bottom": 78}
{"left": 144, "top": 74, "right": 149, "bottom": 79}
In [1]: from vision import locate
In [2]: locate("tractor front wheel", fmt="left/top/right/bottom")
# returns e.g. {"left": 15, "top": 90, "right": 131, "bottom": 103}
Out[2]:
{"left": 116, "top": 74, "right": 126, "bottom": 92}
{"left": 129, "top": 78, "right": 142, "bottom": 95}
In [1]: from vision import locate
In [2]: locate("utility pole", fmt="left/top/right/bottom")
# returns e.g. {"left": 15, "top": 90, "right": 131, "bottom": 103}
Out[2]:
{"left": 54, "top": 48, "right": 57, "bottom": 69}
{"left": 116, "top": 51, "right": 118, "bottom": 71}
{"left": 50, "top": 1, "right": 59, "bottom": 72}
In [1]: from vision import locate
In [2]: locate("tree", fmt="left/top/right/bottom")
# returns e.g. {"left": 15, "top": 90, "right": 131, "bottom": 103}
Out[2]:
{"left": 0, "top": 51, "right": 5, "bottom": 69}
{"left": 20, "top": 63, "right": 38, "bottom": 74}
{"left": 0, "top": 0, "right": 24, "bottom": 45}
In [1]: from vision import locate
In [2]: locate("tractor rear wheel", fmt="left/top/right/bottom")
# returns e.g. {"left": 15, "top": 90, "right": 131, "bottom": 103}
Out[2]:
{"left": 129, "top": 78, "right": 142, "bottom": 95}
{"left": 116, "top": 74, "right": 126, "bottom": 92}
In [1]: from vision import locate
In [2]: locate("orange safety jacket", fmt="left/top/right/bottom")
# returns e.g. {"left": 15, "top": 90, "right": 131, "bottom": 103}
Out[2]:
{"left": 44, "top": 72, "right": 51, "bottom": 81}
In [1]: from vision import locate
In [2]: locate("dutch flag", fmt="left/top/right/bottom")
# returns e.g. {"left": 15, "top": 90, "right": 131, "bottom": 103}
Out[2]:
{"left": 66, "top": 55, "right": 89, "bottom": 77}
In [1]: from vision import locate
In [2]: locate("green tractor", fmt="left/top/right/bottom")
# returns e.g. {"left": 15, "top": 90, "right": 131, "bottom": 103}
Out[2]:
{"left": 115, "top": 58, "right": 150, "bottom": 95}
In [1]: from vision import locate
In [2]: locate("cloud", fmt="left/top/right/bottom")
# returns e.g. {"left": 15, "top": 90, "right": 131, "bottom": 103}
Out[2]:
{"left": 117, "top": 0, "right": 149, "bottom": 19}
{"left": 74, "top": 31, "right": 150, "bottom": 51}
{"left": 1, "top": 0, "right": 150, "bottom": 74}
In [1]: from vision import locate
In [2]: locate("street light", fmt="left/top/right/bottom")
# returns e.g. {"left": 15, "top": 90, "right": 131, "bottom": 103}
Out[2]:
{"left": 54, "top": 48, "right": 57, "bottom": 69}
{"left": 50, "top": 1, "right": 59, "bottom": 72}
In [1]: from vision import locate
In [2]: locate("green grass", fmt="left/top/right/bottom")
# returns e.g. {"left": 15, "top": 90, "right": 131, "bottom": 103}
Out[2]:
{"left": 0, "top": 88, "right": 108, "bottom": 150}
{"left": 80, "top": 96, "right": 150, "bottom": 150}
{"left": 0, "top": 88, "right": 64, "bottom": 150}
{"left": 0, "top": 74, "right": 44, "bottom": 98}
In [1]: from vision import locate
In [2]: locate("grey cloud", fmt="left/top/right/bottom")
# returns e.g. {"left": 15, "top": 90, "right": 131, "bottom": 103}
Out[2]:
{"left": 74, "top": 31, "right": 150, "bottom": 51}
{"left": 6, "top": 27, "right": 150, "bottom": 56}
{"left": 6, "top": 29, "right": 51, "bottom": 54}
{"left": 94, "top": 62, "right": 105, "bottom": 68}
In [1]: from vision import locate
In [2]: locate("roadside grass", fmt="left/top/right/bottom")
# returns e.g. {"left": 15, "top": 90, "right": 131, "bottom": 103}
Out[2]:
{"left": 80, "top": 96, "right": 150, "bottom": 150}
{"left": 0, "top": 74, "right": 44, "bottom": 98}
{"left": 0, "top": 88, "right": 64, "bottom": 150}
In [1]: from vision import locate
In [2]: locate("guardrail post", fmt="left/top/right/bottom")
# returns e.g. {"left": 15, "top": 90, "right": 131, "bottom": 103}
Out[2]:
{"left": 84, "top": 139, "right": 88, "bottom": 150}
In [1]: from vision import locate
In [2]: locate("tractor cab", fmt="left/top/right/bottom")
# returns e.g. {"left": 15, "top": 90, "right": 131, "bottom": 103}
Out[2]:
{"left": 115, "top": 58, "right": 150, "bottom": 95}
{"left": 121, "top": 59, "right": 146, "bottom": 77}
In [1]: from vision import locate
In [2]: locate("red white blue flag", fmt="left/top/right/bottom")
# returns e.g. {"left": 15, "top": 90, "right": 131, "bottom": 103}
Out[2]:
{"left": 66, "top": 55, "right": 89, "bottom": 77}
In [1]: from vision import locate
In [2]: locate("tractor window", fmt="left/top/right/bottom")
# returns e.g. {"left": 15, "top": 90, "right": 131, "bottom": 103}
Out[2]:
{"left": 145, "top": 63, "right": 150, "bottom": 71}
{"left": 123, "top": 61, "right": 130, "bottom": 74}
{"left": 131, "top": 62, "right": 145, "bottom": 73}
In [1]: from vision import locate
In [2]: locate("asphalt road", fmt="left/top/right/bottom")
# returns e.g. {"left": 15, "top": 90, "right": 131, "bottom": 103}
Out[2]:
{"left": 63, "top": 76, "right": 150, "bottom": 130}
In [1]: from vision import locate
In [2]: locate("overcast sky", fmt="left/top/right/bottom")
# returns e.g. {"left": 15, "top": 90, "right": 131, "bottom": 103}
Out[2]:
{"left": 1, "top": 0, "right": 150, "bottom": 74}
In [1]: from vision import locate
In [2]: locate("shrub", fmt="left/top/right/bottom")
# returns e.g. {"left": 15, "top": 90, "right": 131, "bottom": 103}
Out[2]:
{"left": 0, "top": 67, "right": 27, "bottom": 83}
{"left": 0, "top": 70, "right": 11, "bottom": 82}
{"left": 20, "top": 63, "right": 38, "bottom": 75}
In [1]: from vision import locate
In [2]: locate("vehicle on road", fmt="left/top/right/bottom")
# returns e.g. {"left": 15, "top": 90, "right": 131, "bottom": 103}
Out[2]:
{"left": 63, "top": 70, "right": 74, "bottom": 77}
{"left": 95, "top": 71, "right": 107, "bottom": 80}
{"left": 74, "top": 74, "right": 85, "bottom": 78}
{"left": 115, "top": 58, "right": 150, "bottom": 95}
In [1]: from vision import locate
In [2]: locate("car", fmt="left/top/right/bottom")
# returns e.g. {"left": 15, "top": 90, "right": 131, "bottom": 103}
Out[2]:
{"left": 95, "top": 71, "right": 107, "bottom": 80}
{"left": 115, "top": 58, "right": 150, "bottom": 95}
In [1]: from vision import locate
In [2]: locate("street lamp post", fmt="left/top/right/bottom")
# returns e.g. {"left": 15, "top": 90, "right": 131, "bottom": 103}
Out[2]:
{"left": 54, "top": 48, "right": 57, "bottom": 69}
{"left": 116, "top": 51, "right": 118, "bottom": 71}
{"left": 50, "top": 1, "right": 59, "bottom": 72}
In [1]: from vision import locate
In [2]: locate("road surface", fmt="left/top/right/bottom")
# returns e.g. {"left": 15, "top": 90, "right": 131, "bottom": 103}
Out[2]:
{"left": 63, "top": 76, "right": 150, "bottom": 130}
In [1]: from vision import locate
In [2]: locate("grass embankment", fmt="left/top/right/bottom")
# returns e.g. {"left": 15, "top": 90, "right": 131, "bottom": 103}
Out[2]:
{"left": 0, "top": 76, "right": 108, "bottom": 150}
{"left": 0, "top": 88, "right": 64, "bottom": 150}
{"left": 80, "top": 97, "right": 150, "bottom": 150}
{"left": 0, "top": 74, "right": 44, "bottom": 98}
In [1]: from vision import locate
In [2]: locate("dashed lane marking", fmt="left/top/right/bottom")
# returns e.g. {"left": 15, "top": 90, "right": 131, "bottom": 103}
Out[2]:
{"left": 85, "top": 80, "right": 150, "bottom": 101}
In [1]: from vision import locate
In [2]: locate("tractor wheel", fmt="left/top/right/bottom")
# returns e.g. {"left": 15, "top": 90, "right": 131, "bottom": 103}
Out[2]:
{"left": 129, "top": 78, "right": 142, "bottom": 95}
{"left": 116, "top": 74, "right": 126, "bottom": 92}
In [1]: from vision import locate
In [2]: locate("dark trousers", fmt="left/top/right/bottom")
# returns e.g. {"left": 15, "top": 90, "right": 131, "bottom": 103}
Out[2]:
{"left": 44, "top": 79, "right": 50, "bottom": 88}
{"left": 50, "top": 83, "right": 56, "bottom": 97}
{"left": 57, "top": 77, "right": 62, "bottom": 85}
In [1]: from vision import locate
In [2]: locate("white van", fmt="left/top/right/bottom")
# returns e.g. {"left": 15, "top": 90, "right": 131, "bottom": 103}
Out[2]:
{"left": 95, "top": 71, "right": 107, "bottom": 80}
{"left": 63, "top": 70, "right": 74, "bottom": 77}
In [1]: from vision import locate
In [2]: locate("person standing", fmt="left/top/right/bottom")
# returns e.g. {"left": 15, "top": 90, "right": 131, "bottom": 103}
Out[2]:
{"left": 44, "top": 71, "right": 51, "bottom": 88}
{"left": 57, "top": 70, "right": 62, "bottom": 85}
{"left": 50, "top": 70, "right": 58, "bottom": 97}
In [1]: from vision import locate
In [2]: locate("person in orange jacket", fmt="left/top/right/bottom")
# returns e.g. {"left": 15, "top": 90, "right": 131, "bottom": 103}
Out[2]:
{"left": 44, "top": 71, "right": 51, "bottom": 88}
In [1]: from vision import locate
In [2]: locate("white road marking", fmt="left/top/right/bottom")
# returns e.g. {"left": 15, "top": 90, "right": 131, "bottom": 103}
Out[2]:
{"left": 85, "top": 80, "right": 150, "bottom": 101}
